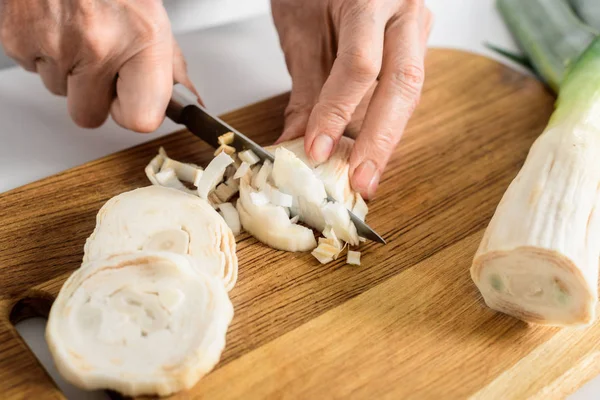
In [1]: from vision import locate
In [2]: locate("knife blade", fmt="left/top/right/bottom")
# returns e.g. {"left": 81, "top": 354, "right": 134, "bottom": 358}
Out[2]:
{"left": 166, "top": 84, "right": 386, "bottom": 244}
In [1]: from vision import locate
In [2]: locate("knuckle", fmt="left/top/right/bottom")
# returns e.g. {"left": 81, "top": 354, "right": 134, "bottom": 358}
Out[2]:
{"left": 344, "top": 0, "right": 376, "bottom": 16}
{"left": 126, "top": 112, "right": 164, "bottom": 133}
{"left": 284, "top": 103, "right": 311, "bottom": 118}
{"left": 77, "top": 3, "right": 171, "bottom": 62}
{"left": 388, "top": 61, "right": 425, "bottom": 105}
{"left": 133, "top": 21, "right": 160, "bottom": 44}
{"left": 319, "top": 101, "right": 353, "bottom": 126}
{"left": 38, "top": 34, "right": 61, "bottom": 61}
{"left": 399, "top": 62, "right": 425, "bottom": 88}
{"left": 341, "top": 49, "right": 380, "bottom": 82}
{"left": 403, "top": 0, "right": 424, "bottom": 14}
{"left": 131, "top": 6, "right": 171, "bottom": 44}
{"left": 79, "top": 23, "right": 114, "bottom": 62}
{"left": 358, "top": 0, "right": 377, "bottom": 11}
{"left": 71, "top": 5, "right": 113, "bottom": 62}
{"left": 82, "top": 37, "right": 108, "bottom": 62}
{"left": 369, "top": 130, "right": 398, "bottom": 156}
{"left": 284, "top": 101, "right": 312, "bottom": 119}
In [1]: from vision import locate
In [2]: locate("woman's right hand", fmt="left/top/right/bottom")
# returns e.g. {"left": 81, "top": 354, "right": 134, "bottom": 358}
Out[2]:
{"left": 0, "top": 0, "right": 197, "bottom": 132}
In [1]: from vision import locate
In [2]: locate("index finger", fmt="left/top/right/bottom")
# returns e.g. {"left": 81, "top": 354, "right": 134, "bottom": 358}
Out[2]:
{"left": 304, "top": 4, "right": 389, "bottom": 164}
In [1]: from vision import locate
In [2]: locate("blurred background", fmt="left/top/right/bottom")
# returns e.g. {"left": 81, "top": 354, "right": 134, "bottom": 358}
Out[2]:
{"left": 0, "top": 0, "right": 522, "bottom": 193}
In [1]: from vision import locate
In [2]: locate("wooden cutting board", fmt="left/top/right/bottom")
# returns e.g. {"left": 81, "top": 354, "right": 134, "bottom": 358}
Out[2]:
{"left": 1, "top": 48, "right": 598, "bottom": 400}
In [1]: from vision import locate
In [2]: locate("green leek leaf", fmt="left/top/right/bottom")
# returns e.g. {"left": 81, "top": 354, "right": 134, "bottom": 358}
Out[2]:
{"left": 569, "top": 0, "right": 600, "bottom": 31}
{"left": 497, "top": 0, "right": 598, "bottom": 92}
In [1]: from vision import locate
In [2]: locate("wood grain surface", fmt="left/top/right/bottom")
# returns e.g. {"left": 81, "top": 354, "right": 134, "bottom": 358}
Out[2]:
{"left": 1, "top": 48, "right": 597, "bottom": 399}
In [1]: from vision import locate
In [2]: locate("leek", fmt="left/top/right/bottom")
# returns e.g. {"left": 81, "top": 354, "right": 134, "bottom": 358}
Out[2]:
{"left": 483, "top": 42, "right": 536, "bottom": 73}
{"left": 496, "top": 0, "right": 597, "bottom": 91}
{"left": 471, "top": 33, "right": 600, "bottom": 326}
{"left": 549, "top": 36, "right": 600, "bottom": 130}
{"left": 569, "top": 0, "right": 600, "bottom": 31}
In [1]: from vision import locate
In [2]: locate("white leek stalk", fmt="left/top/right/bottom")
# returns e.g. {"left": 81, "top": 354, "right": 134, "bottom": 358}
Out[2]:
{"left": 471, "top": 38, "right": 600, "bottom": 326}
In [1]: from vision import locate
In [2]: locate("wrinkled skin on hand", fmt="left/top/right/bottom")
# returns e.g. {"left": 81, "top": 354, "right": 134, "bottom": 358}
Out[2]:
{"left": 271, "top": 0, "right": 432, "bottom": 199}
{"left": 0, "top": 0, "right": 198, "bottom": 132}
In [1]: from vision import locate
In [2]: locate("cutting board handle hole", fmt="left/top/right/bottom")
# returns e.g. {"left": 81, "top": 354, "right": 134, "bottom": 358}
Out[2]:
{"left": 9, "top": 295, "right": 54, "bottom": 325}
{"left": 12, "top": 311, "right": 112, "bottom": 399}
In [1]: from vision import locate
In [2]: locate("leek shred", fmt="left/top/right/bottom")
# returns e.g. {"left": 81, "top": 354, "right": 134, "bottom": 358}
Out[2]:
{"left": 347, "top": 251, "right": 361, "bottom": 266}
{"left": 218, "top": 131, "right": 235, "bottom": 146}
{"left": 196, "top": 152, "right": 234, "bottom": 199}
{"left": 238, "top": 149, "right": 261, "bottom": 165}
{"left": 214, "top": 144, "right": 236, "bottom": 156}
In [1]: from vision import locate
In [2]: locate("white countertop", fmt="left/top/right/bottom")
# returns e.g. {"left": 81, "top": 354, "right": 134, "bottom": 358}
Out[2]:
{"left": 2, "top": 1, "right": 598, "bottom": 398}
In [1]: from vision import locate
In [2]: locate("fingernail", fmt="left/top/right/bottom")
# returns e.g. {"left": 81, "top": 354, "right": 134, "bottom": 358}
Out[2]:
{"left": 352, "top": 160, "right": 380, "bottom": 200}
{"left": 311, "top": 134, "right": 334, "bottom": 163}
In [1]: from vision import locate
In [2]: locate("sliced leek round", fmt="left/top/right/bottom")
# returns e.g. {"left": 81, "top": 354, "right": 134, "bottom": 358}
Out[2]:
{"left": 46, "top": 252, "right": 234, "bottom": 397}
{"left": 471, "top": 123, "right": 599, "bottom": 326}
{"left": 83, "top": 186, "right": 238, "bottom": 291}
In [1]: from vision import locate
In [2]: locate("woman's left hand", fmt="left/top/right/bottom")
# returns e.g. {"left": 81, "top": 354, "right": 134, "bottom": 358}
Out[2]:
{"left": 271, "top": 0, "right": 432, "bottom": 199}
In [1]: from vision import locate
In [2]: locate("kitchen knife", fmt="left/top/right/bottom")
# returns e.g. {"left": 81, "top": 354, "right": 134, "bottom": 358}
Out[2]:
{"left": 166, "top": 84, "right": 386, "bottom": 244}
